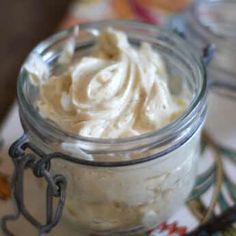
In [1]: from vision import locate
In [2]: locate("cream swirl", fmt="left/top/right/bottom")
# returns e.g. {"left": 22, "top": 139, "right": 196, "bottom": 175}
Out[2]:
{"left": 35, "top": 28, "right": 186, "bottom": 138}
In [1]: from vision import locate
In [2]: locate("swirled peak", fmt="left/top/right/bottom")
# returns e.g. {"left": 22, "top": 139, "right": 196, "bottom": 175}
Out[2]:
{"left": 32, "top": 28, "right": 188, "bottom": 138}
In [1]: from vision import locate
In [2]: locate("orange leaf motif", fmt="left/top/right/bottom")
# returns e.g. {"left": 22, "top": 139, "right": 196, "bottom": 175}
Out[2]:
{"left": 0, "top": 174, "right": 11, "bottom": 200}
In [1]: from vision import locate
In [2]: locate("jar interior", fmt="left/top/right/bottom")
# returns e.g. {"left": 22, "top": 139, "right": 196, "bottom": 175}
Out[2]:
{"left": 18, "top": 21, "right": 205, "bottom": 163}
{"left": 22, "top": 25, "right": 201, "bottom": 129}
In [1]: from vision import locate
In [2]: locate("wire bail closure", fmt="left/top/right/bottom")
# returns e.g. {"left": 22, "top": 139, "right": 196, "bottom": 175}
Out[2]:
{"left": 1, "top": 134, "right": 67, "bottom": 236}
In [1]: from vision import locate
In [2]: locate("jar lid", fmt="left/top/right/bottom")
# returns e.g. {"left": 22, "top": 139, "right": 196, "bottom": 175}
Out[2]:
{"left": 171, "top": 0, "right": 236, "bottom": 95}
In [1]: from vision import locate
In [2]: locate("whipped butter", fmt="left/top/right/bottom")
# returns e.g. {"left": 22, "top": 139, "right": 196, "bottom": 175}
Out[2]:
{"left": 33, "top": 28, "right": 186, "bottom": 138}
{"left": 26, "top": 27, "right": 199, "bottom": 235}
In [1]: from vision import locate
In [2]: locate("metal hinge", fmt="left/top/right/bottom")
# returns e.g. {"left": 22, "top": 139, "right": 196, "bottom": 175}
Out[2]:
{"left": 1, "top": 134, "right": 67, "bottom": 236}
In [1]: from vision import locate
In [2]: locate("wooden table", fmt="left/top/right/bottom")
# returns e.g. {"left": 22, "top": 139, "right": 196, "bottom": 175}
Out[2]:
{"left": 0, "top": 0, "right": 72, "bottom": 123}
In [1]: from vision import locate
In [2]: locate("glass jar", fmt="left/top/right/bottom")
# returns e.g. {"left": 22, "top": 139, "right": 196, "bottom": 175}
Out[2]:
{"left": 3, "top": 20, "right": 207, "bottom": 236}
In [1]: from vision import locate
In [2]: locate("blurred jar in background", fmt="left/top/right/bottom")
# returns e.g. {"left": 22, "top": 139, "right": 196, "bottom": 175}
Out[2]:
{"left": 170, "top": 0, "right": 236, "bottom": 149}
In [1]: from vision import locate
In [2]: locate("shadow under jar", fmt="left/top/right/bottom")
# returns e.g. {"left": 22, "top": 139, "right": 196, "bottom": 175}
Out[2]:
{"left": 4, "top": 20, "right": 207, "bottom": 235}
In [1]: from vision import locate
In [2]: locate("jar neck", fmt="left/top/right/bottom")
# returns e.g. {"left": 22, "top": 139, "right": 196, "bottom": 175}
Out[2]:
{"left": 19, "top": 100, "right": 207, "bottom": 165}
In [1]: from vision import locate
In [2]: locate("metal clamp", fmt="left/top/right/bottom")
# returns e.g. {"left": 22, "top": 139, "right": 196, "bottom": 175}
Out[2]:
{"left": 202, "top": 44, "right": 215, "bottom": 66}
{"left": 1, "top": 134, "right": 67, "bottom": 236}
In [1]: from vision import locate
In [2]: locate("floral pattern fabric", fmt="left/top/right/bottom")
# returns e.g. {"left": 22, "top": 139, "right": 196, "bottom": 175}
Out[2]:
{"left": 1, "top": 1, "right": 236, "bottom": 235}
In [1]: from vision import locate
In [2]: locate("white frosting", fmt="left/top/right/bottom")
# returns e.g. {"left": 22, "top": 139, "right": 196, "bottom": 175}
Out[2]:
{"left": 35, "top": 28, "right": 186, "bottom": 138}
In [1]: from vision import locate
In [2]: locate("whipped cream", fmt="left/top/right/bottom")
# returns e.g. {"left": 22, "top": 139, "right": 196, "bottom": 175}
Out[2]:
{"left": 33, "top": 28, "right": 187, "bottom": 138}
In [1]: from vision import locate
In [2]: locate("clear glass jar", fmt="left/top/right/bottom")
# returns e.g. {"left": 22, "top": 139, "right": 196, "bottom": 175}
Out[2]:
{"left": 5, "top": 20, "right": 207, "bottom": 235}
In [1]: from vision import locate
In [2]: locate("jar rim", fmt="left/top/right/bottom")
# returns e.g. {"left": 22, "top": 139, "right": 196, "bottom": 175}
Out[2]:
{"left": 17, "top": 20, "right": 207, "bottom": 163}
